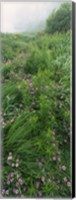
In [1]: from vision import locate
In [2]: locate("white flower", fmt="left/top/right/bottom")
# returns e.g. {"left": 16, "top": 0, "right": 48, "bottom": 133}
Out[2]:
{"left": 7, "top": 180, "right": 10, "bottom": 185}
{"left": 11, "top": 163, "right": 15, "bottom": 167}
{"left": 16, "top": 163, "right": 19, "bottom": 167}
{"left": 58, "top": 157, "right": 61, "bottom": 162}
{"left": 17, "top": 174, "right": 20, "bottom": 179}
{"left": 7, "top": 156, "right": 12, "bottom": 161}
{"left": 62, "top": 165, "right": 66, "bottom": 171}
{"left": 48, "top": 179, "right": 51, "bottom": 183}
{"left": 64, "top": 139, "right": 67, "bottom": 143}
{"left": 52, "top": 143, "right": 56, "bottom": 147}
{"left": 2, "top": 189, "right": 5, "bottom": 195}
{"left": 52, "top": 131, "right": 55, "bottom": 136}
{"left": 9, "top": 152, "right": 12, "bottom": 156}
{"left": 57, "top": 151, "right": 60, "bottom": 155}
{"left": 67, "top": 181, "right": 71, "bottom": 187}
{"left": 6, "top": 190, "right": 9, "bottom": 195}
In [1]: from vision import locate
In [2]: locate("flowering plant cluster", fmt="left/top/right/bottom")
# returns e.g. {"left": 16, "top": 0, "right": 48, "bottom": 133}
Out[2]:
{"left": 2, "top": 152, "right": 27, "bottom": 197}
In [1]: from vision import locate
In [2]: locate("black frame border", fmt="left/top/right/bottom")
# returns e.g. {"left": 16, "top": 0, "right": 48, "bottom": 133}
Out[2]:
{"left": 72, "top": 1, "right": 75, "bottom": 198}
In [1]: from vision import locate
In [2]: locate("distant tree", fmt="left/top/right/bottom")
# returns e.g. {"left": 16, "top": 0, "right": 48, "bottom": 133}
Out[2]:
{"left": 46, "top": 3, "right": 72, "bottom": 34}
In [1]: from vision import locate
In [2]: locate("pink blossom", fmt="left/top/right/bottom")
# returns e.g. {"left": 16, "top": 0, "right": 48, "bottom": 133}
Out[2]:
{"left": 35, "top": 181, "right": 40, "bottom": 189}
{"left": 18, "top": 178, "right": 24, "bottom": 185}
{"left": 37, "top": 191, "right": 42, "bottom": 197}
{"left": 7, "top": 180, "right": 10, "bottom": 185}
{"left": 10, "top": 178, "right": 14, "bottom": 183}
{"left": 23, "top": 187, "right": 27, "bottom": 192}
{"left": 13, "top": 189, "right": 19, "bottom": 194}
{"left": 63, "top": 177, "right": 67, "bottom": 183}
{"left": 10, "top": 172, "right": 14, "bottom": 177}
{"left": 41, "top": 176, "right": 45, "bottom": 183}
{"left": 67, "top": 182, "right": 71, "bottom": 187}
{"left": 16, "top": 182, "right": 19, "bottom": 187}
{"left": 53, "top": 156, "right": 57, "bottom": 161}
{"left": 2, "top": 189, "right": 5, "bottom": 195}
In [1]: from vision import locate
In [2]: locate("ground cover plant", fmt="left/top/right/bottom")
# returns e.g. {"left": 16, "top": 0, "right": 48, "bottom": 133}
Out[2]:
{"left": 1, "top": 3, "right": 72, "bottom": 198}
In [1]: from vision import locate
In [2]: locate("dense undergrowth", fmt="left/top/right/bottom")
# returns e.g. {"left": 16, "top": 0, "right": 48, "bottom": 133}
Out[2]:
{"left": 1, "top": 4, "right": 72, "bottom": 197}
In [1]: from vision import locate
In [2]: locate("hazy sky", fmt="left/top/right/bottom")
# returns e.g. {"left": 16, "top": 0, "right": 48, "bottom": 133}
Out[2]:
{"left": 1, "top": 2, "right": 61, "bottom": 33}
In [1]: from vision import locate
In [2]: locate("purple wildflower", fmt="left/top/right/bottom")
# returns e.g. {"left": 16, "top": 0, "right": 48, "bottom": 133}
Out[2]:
{"left": 41, "top": 176, "right": 45, "bottom": 183}
{"left": 2, "top": 189, "right": 5, "bottom": 195}
{"left": 67, "top": 182, "right": 71, "bottom": 187}
{"left": 13, "top": 189, "right": 19, "bottom": 194}
{"left": 7, "top": 180, "right": 10, "bottom": 185}
{"left": 63, "top": 177, "right": 67, "bottom": 183}
{"left": 10, "top": 172, "right": 14, "bottom": 177}
{"left": 18, "top": 178, "right": 24, "bottom": 185}
{"left": 35, "top": 181, "right": 40, "bottom": 189}
{"left": 37, "top": 191, "right": 42, "bottom": 197}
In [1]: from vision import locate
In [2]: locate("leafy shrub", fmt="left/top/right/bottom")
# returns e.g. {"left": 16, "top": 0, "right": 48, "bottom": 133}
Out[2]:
{"left": 2, "top": 64, "right": 12, "bottom": 79}
{"left": 24, "top": 48, "right": 50, "bottom": 74}
{"left": 46, "top": 3, "right": 72, "bottom": 34}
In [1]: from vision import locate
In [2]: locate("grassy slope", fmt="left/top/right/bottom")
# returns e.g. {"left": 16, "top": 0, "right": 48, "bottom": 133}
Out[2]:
{"left": 1, "top": 31, "right": 71, "bottom": 197}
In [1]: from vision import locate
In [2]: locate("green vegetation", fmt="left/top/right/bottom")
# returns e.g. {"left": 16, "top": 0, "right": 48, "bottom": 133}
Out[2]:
{"left": 1, "top": 3, "right": 72, "bottom": 198}
{"left": 46, "top": 3, "right": 72, "bottom": 34}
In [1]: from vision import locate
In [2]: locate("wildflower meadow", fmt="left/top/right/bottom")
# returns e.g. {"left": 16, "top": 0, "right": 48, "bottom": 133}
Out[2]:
{"left": 1, "top": 3, "right": 72, "bottom": 198}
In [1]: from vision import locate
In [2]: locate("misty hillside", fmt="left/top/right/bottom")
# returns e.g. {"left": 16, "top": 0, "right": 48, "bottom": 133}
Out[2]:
{"left": 1, "top": 2, "right": 62, "bottom": 33}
